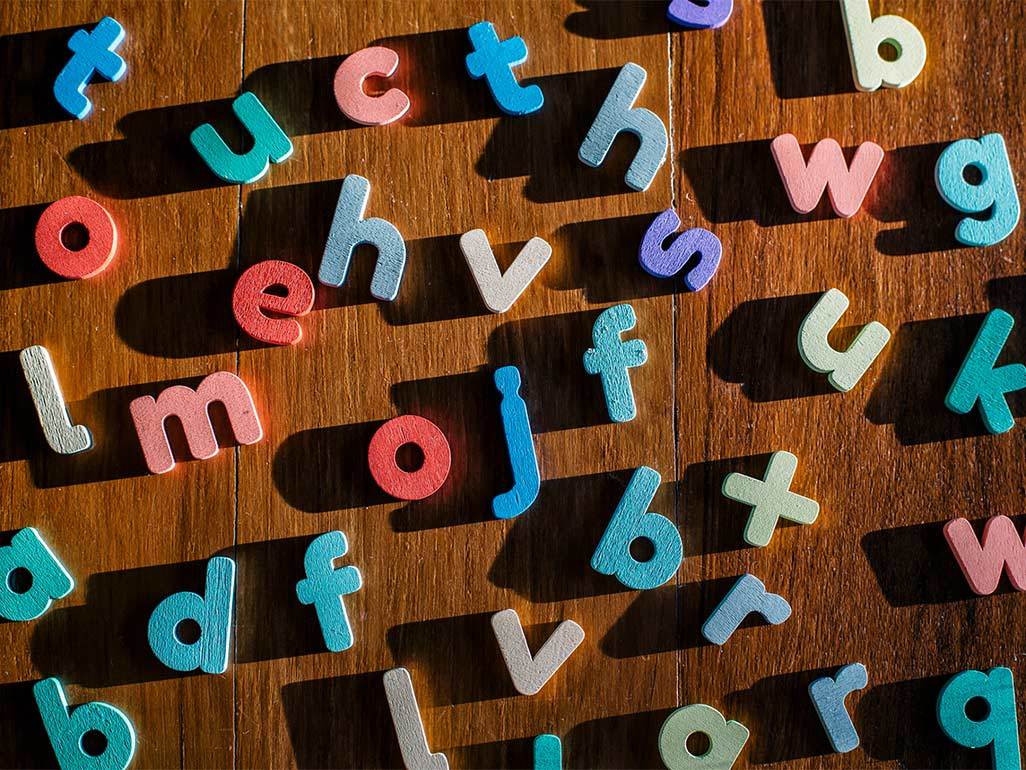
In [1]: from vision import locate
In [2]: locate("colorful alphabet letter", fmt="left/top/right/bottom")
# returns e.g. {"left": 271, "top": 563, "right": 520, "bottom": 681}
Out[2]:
{"left": 190, "top": 92, "right": 293, "bottom": 184}
{"left": 935, "top": 133, "right": 1021, "bottom": 247}
{"left": 667, "top": 0, "right": 733, "bottom": 29}
{"left": 491, "top": 609, "right": 584, "bottom": 696}
{"left": 368, "top": 415, "right": 451, "bottom": 500}
{"left": 295, "top": 531, "right": 363, "bottom": 652}
{"left": 318, "top": 174, "right": 407, "bottom": 301}
{"left": 0, "top": 528, "right": 74, "bottom": 622}
{"left": 579, "top": 63, "right": 668, "bottom": 192}
{"left": 34, "top": 678, "right": 136, "bottom": 770}
{"left": 533, "top": 735, "right": 562, "bottom": 770}
{"left": 591, "top": 466, "right": 682, "bottom": 590}
{"left": 944, "top": 516, "right": 1026, "bottom": 595}
{"left": 232, "top": 260, "right": 315, "bottom": 345}
{"left": 465, "top": 21, "right": 543, "bottom": 116}
{"left": 839, "top": 0, "right": 926, "bottom": 92}
{"left": 20, "top": 345, "right": 93, "bottom": 455}
{"left": 334, "top": 46, "right": 410, "bottom": 126}
{"left": 130, "top": 371, "right": 263, "bottom": 474}
{"left": 638, "top": 208, "right": 721, "bottom": 291}
{"left": 701, "top": 573, "right": 791, "bottom": 646}
{"left": 938, "top": 667, "right": 1020, "bottom": 770}
{"left": 35, "top": 196, "right": 117, "bottom": 279}
{"left": 798, "top": 288, "right": 891, "bottom": 392}
{"left": 147, "top": 556, "right": 236, "bottom": 674}
{"left": 945, "top": 309, "right": 1026, "bottom": 434}
{"left": 53, "top": 17, "right": 126, "bottom": 119}
{"left": 583, "top": 304, "right": 648, "bottom": 423}
{"left": 492, "top": 366, "right": 540, "bottom": 520}
{"left": 721, "top": 451, "right": 819, "bottom": 548}
{"left": 658, "top": 703, "right": 749, "bottom": 770}
{"left": 770, "top": 134, "right": 884, "bottom": 218}
{"left": 383, "top": 668, "right": 450, "bottom": 770}
{"left": 460, "top": 229, "right": 551, "bottom": 313}
{"left": 808, "top": 663, "right": 869, "bottom": 753}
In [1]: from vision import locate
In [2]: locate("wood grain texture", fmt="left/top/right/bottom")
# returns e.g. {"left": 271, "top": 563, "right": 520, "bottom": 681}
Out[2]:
{"left": 2, "top": 1, "right": 1025, "bottom": 768}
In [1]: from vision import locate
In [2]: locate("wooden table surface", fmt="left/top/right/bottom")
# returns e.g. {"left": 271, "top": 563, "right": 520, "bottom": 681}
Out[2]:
{"left": 2, "top": 1, "right": 1024, "bottom": 768}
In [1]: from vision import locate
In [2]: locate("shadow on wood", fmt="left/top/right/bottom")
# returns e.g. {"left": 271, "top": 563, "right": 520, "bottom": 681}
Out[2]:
{"left": 115, "top": 269, "right": 240, "bottom": 358}
{"left": 388, "top": 370, "right": 509, "bottom": 531}
{"left": 488, "top": 471, "right": 638, "bottom": 603}
{"left": 708, "top": 294, "right": 842, "bottom": 402}
{"left": 0, "top": 25, "right": 80, "bottom": 129}
{"left": 0, "top": 203, "right": 64, "bottom": 291}
{"left": 681, "top": 454, "right": 774, "bottom": 556}
{"left": 550, "top": 213, "right": 687, "bottom": 303}
{"left": 386, "top": 612, "right": 515, "bottom": 706}
{"left": 487, "top": 310, "right": 610, "bottom": 433}
{"left": 477, "top": 69, "right": 646, "bottom": 204}
{"left": 563, "top": 1, "right": 673, "bottom": 39}
{"left": 565, "top": 707, "right": 674, "bottom": 769}
{"left": 724, "top": 667, "right": 837, "bottom": 764}
{"left": 0, "top": 679, "right": 55, "bottom": 769}
{"left": 681, "top": 140, "right": 838, "bottom": 226}
{"left": 447, "top": 737, "right": 533, "bottom": 770}
{"left": 864, "top": 312, "right": 1023, "bottom": 444}
{"left": 863, "top": 142, "right": 965, "bottom": 256}
{"left": 67, "top": 98, "right": 245, "bottom": 199}
{"left": 860, "top": 516, "right": 1023, "bottom": 607}
{"left": 761, "top": 1, "right": 855, "bottom": 100}
{"left": 281, "top": 670, "right": 401, "bottom": 769}
{"left": 856, "top": 674, "right": 990, "bottom": 769}
{"left": 30, "top": 559, "right": 209, "bottom": 687}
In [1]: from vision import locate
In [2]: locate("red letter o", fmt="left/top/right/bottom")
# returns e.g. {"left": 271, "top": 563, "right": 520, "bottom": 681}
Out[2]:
{"left": 368, "top": 415, "right": 451, "bottom": 500}
{"left": 35, "top": 196, "right": 117, "bottom": 279}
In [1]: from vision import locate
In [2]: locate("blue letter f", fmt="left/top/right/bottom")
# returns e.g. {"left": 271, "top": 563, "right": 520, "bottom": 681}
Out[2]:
{"left": 296, "top": 531, "right": 363, "bottom": 652}
{"left": 583, "top": 304, "right": 648, "bottom": 423}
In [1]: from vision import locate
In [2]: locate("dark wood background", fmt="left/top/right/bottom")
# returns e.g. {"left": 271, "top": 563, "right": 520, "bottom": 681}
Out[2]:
{"left": 2, "top": 1, "right": 1024, "bottom": 767}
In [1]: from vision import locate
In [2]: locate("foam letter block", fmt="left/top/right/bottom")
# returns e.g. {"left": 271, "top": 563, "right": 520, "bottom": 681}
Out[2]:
{"left": 232, "top": 260, "right": 315, "bottom": 345}
{"left": 591, "top": 466, "right": 682, "bottom": 590}
{"left": 770, "top": 134, "right": 884, "bottom": 218}
{"left": 809, "top": 663, "right": 869, "bottom": 753}
{"left": 368, "top": 415, "right": 451, "bottom": 500}
{"left": 798, "top": 288, "right": 891, "bottom": 392}
{"left": 721, "top": 451, "right": 819, "bottom": 548}
{"left": 460, "top": 229, "right": 551, "bottom": 313}
{"left": 533, "top": 735, "right": 562, "bottom": 770}
{"left": 334, "top": 46, "right": 410, "bottom": 126}
{"left": 465, "top": 21, "right": 543, "bottom": 116}
{"left": 583, "top": 304, "right": 648, "bottom": 423}
{"left": 53, "top": 17, "right": 126, "bottom": 119}
{"left": 383, "top": 668, "right": 450, "bottom": 770}
{"left": 938, "top": 667, "right": 1020, "bottom": 770}
{"left": 296, "top": 531, "right": 363, "bottom": 652}
{"left": 701, "top": 573, "right": 791, "bottom": 646}
{"left": 492, "top": 366, "right": 540, "bottom": 520}
{"left": 20, "top": 346, "right": 92, "bottom": 455}
{"left": 659, "top": 703, "right": 749, "bottom": 770}
{"left": 945, "top": 309, "right": 1026, "bottom": 434}
{"left": 944, "top": 516, "right": 1026, "bottom": 595}
{"left": 318, "top": 174, "right": 407, "bottom": 301}
{"left": 667, "top": 0, "right": 733, "bottom": 29}
{"left": 935, "top": 133, "right": 1021, "bottom": 247}
{"left": 147, "top": 556, "right": 235, "bottom": 674}
{"left": 34, "top": 678, "right": 136, "bottom": 770}
{"left": 190, "top": 92, "right": 293, "bottom": 184}
{"left": 638, "top": 208, "right": 721, "bottom": 290}
{"left": 130, "top": 371, "right": 263, "bottom": 474}
{"left": 491, "top": 609, "right": 584, "bottom": 696}
{"left": 35, "top": 196, "right": 117, "bottom": 279}
{"left": 0, "top": 528, "right": 74, "bottom": 622}
{"left": 579, "top": 63, "right": 668, "bottom": 192}
{"left": 839, "top": 0, "right": 926, "bottom": 92}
